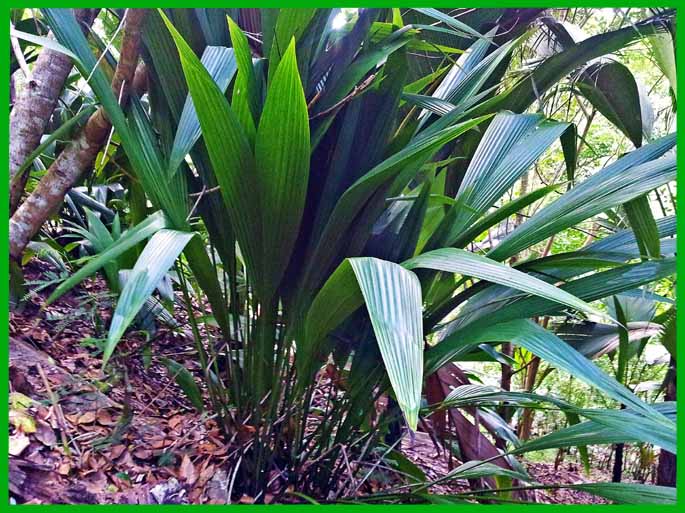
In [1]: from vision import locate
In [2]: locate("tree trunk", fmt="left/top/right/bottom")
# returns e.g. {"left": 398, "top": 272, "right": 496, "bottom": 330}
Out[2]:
{"left": 612, "top": 403, "right": 627, "bottom": 482}
{"left": 497, "top": 343, "right": 514, "bottom": 426}
{"left": 9, "top": 9, "right": 147, "bottom": 261}
{"left": 518, "top": 355, "right": 541, "bottom": 441}
{"left": 612, "top": 443, "right": 624, "bottom": 482}
{"left": 9, "top": 9, "right": 99, "bottom": 214}
{"left": 656, "top": 358, "right": 676, "bottom": 486}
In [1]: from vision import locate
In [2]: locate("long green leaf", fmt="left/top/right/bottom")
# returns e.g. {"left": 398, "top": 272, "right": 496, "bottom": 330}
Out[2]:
{"left": 105, "top": 229, "right": 195, "bottom": 366}
{"left": 624, "top": 195, "right": 661, "bottom": 258}
{"left": 568, "top": 483, "right": 676, "bottom": 504}
{"left": 11, "top": 106, "right": 95, "bottom": 186}
{"left": 426, "top": 319, "right": 674, "bottom": 433}
{"left": 227, "top": 16, "right": 259, "bottom": 137}
{"left": 451, "top": 183, "right": 560, "bottom": 248}
{"left": 169, "top": 46, "right": 237, "bottom": 172}
{"left": 513, "top": 402, "right": 675, "bottom": 454}
{"left": 47, "top": 211, "right": 170, "bottom": 304}
{"left": 349, "top": 258, "right": 424, "bottom": 431}
{"left": 303, "top": 115, "right": 490, "bottom": 294}
{"left": 443, "top": 258, "right": 675, "bottom": 335}
{"left": 404, "top": 248, "right": 611, "bottom": 323}
{"left": 160, "top": 357, "right": 205, "bottom": 412}
{"left": 488, "top": 134, "right": 676, "bottom": 260}
{"left": 162, "top": 11, "right": 264, "bottom": 293}
{"left": 429, "top": 113, "right": 569, "bottom": 248}
{"left": 255, "top": 38, "right": 310, "bottom": 301}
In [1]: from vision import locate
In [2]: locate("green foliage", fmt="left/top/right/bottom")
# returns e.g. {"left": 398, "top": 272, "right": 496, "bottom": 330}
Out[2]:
{"left": 22, "top": 7, "right": 677, "bottom": 504}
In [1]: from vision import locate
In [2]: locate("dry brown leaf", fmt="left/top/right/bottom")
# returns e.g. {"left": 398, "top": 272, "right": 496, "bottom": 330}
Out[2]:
{"left": 34, "top": 419, "right": 57, "bottom": 447}
{"left": 179, "top": 454, "right": 197, "bottom": 485}
{"left": 150, "top": 438, "right": 166, "bottom": 450}
{"left": 133, "top": 448, "right": 153, "bottom": 460}
{"left": 109, "top": 444, "right": 127, "bottom": 459}
{"left": 9, "top": 432, "right": 31, "bottom": 456}
{"left": 239, "top": 494, "right": 255, "bottom": 504}
{"left": 168, "top": 414, "right": 186, "bottom": 430}
{"left": 78, "top": 411, "right": 97, "bottom": 424}
{"left": 96, "top": 409, "right": 118, "bottom": 426}
{"left": 57, "top": 461, "right": 71, "bottom": 475}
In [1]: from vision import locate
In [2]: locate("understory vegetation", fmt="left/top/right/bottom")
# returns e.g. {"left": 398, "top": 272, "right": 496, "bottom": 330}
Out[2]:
{"left": 8, "top": 7, "right": 677, "bottom": 504}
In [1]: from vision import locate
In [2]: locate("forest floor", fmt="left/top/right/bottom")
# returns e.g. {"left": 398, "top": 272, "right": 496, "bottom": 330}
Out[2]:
{"left": 9, "top": 260, "right": 610, "bottom": 504}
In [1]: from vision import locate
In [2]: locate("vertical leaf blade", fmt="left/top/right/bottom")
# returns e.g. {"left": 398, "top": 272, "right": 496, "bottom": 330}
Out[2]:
{"left": 255, "top": 38, "right": 310, "bottom": 300}
{"left": 350, "top": 258, "right": 424, "bottom": 431}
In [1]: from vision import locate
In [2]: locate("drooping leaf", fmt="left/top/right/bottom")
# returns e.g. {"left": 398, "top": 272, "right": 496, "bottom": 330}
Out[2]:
{"left": 569, "top": 483, "right": 676, "bottom": 505}
{"left": 105, "top": 230, "right": 195, "bottom": 366}
{"left": 404, "top": 248, "right": 612, "bottom": 323}
{"left": 576, "top": 60, "right": 651, "bottom": 147}
{"left": 554, "top": 320, "right": 662, "bottom": 359}
{"left": 490, "top": 17, "right": 666, "bottom": 114}
{"left": 444, "top": 258, "right": 675, "bottom": 336}
{"left": 488, "top": 134, "right": 676, "bottom": 260}
{"left": 47, "top": 211, "right": 171, "bottom": 305}
{"left": 349, "top": 258, "right": 424, "bottom": 431}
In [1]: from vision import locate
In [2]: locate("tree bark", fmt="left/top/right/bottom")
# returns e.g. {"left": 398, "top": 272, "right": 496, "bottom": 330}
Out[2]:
{"left": 612, "top": 443, "right": 624, "bottom": 482}
{"left": 518, "top": 355, "right": 541, "bottom": 441}
{"left": 9, "top": 9, "right": 147, "bottom": 261}
{"left": 497, "top": 342, "right": 514, "bottom": 424}
{"left": 612, "top": 405, "right": 627, "bottom": 482}
{"left": 656, "top": 358, "right": 676, "bottom": 486}
{"left": 9, "top": 9, "right": 99, "bottom": 214}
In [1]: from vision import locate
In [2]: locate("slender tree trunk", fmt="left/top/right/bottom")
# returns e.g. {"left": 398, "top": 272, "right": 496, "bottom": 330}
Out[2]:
{"left": 9, "top": 9, "right": 99, "bottom": 214}
{"left": 497, "top": 343, "right": 514, "bottom": 425}
{"left": 9, "top": 9, "right": 147, "bottom": 261}
{"left": 518, "top": 355, "right": 541, "bottom": 441}
{"left": 656, "top": 358, "right": 676, "bottom": 486}
{"left": 612, "top": 404, "right": 627, "bottom": 482}
{"left": 612, "top": 443, "right": 625, "bottom": 482}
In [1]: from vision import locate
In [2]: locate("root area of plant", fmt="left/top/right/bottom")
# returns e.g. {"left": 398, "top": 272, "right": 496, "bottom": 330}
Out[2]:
{"left": 8, "top": 260, "right": 609, "bottom": 505}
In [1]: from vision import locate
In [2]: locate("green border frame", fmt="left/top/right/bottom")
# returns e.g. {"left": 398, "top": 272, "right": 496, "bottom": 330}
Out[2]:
{"left": 2, "top": 2, "right": 682, "bottom": 510}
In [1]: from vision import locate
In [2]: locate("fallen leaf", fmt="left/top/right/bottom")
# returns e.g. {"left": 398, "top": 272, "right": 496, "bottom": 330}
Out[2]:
{"left": 57, "top": 461, "right": 71, "bottom": 475}
{"left": 109, "top": 444, "right": 127, "bottom": 459}
{"left": 150, "top": 438, "right": 167, "bottom": 450}
{"left": 9, "top": 391, "right": 34, "bottom": 410}
{"left": 239, "top": 494, "right": 255, "bottom": 504}
{"left": 168, "top": 415, "right": 185, "bottom": 430}
{"left": 179, "top": 454, "right": 197, "bottom": 485}
{"left": 9, "top": 432, "right": 30, "bottom": 456}
{"left": 133, "top": 448, "right": 153, "bottom": 460}
{"left": 96, "top": 409, "right": 117, "bottom": 426}
{"left": 78, "top": 411, "right": 97, "bottom": 424}
{"left": 9, "top": 409, "right": 37, "bottom": 433}
{"left": 34, "top": 420, "right": 57, "bottom": 446}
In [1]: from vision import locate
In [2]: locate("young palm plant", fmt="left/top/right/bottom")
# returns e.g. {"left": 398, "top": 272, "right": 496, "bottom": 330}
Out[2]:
{"left": 40, "top": 8, "right": 676, "bottom": 503}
